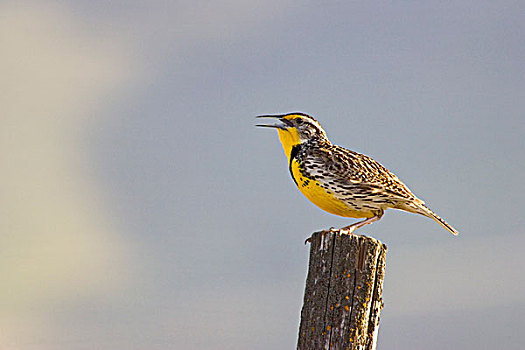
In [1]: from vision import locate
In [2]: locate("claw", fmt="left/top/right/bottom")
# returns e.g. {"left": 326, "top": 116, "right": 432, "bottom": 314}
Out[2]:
{"left": 305, "top": 229, "right": 328, "bottom": 244}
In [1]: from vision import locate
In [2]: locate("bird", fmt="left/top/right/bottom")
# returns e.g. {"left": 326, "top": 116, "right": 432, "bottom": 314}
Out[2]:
{"left": 256, "top": 112, "right": 458, "bottom": 236}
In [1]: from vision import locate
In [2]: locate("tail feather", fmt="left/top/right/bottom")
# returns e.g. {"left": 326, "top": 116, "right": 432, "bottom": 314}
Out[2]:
{"left": 416, "top": 204, "right": 458, "bottom": 236}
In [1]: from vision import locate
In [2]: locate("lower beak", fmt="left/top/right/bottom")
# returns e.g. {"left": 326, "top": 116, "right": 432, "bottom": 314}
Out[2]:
{"left": 255, "top": 115, "right": 288, "bottom": 130}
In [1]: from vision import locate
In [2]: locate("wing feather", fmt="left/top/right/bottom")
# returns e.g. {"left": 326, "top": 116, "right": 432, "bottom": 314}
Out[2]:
{"left": 302, "top": 144, "right": 421, "bottom": 203}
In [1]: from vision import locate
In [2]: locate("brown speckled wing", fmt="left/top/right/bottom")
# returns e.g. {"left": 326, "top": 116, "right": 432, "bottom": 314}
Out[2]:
{"left": 302, "top": 143, "right": 421, "bottom": 203}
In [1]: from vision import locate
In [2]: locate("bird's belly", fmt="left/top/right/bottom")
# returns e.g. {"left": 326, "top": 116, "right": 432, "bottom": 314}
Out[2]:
{"left": 290, "top": 161, "right": 374, "bottom": 218}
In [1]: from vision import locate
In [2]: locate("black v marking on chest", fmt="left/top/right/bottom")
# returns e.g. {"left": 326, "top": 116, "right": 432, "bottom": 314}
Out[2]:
{"left": 288, "top": 144, "right": 301, "bottom": 186}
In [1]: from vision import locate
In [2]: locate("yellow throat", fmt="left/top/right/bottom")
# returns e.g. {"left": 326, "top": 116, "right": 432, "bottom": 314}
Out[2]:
{"left": 276, "top": 127, "right": 301, "bottom": 162}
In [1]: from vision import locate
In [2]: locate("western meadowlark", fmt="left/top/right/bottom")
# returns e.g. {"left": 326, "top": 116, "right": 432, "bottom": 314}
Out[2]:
{"left": 256, "top": 112, "right": 458, "bottom": 235}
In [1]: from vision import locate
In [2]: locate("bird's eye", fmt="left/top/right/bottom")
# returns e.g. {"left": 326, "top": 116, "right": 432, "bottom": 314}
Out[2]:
{"left": 296, "top": 119, "right": 303, "bottom": 124}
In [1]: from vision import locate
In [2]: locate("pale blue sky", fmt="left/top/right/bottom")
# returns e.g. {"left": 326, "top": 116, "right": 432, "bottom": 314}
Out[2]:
{"left": 2, "top": 1, "right": 524, "bottom": 349}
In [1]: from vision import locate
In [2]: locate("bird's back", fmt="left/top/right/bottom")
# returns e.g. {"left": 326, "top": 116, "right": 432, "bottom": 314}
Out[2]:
{"left": 294, "top": 142, "right": 423, "bottom": 211}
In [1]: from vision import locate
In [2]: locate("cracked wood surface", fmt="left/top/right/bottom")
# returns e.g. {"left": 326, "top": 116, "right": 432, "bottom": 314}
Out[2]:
{"left": 297, "top": 230, "right": 387, "bottom": 350}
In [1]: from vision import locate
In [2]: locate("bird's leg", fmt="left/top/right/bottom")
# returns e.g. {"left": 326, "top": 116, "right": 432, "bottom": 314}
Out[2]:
{"left": 340, "top": 211, "right": 384, "bottom": 234}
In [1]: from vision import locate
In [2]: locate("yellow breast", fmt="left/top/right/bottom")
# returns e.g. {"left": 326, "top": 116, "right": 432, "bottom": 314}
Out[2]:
{"left": 289, "top": 159, "right": 374, "bottom": 218}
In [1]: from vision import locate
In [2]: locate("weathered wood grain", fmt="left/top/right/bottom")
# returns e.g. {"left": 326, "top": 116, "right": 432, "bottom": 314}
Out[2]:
{"left": 297, "top": 230, "right": 387, "bottom": 350}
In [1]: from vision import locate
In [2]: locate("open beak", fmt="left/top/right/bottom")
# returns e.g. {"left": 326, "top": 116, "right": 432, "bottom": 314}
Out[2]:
{"left": 255, "top": 115, "right": 289, "bottom": 130}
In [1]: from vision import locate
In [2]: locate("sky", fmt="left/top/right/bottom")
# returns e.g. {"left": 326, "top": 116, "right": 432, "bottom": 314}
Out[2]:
{"left": 1, "top": 1, "right": 524, "bottom": 349}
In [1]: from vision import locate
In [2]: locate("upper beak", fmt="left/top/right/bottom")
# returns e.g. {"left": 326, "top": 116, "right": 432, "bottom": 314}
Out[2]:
{"left": 255, "top": 115, "right": 289, "bottom": 130}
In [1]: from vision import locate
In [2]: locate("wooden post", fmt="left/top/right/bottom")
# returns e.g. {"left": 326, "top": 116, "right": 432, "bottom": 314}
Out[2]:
{"left": 297, "top": 230, "right": 387, "bottom": 350}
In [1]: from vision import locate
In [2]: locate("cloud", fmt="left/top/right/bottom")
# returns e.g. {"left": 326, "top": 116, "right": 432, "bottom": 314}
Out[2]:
{"left": 0, "top": 2, "right": 137, "bottom": 346}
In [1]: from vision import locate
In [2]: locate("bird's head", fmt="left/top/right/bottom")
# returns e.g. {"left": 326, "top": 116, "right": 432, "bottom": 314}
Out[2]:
{"left": 256, "top": 113, "right": 328, "bottom": 155}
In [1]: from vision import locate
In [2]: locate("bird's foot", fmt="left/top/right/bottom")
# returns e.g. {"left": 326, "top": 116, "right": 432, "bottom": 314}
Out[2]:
{"left": 304, "top": 227, "right": 339, "bottom": 244}
{"left": 338, "top": 225, "right": 357, "bottom": 235}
